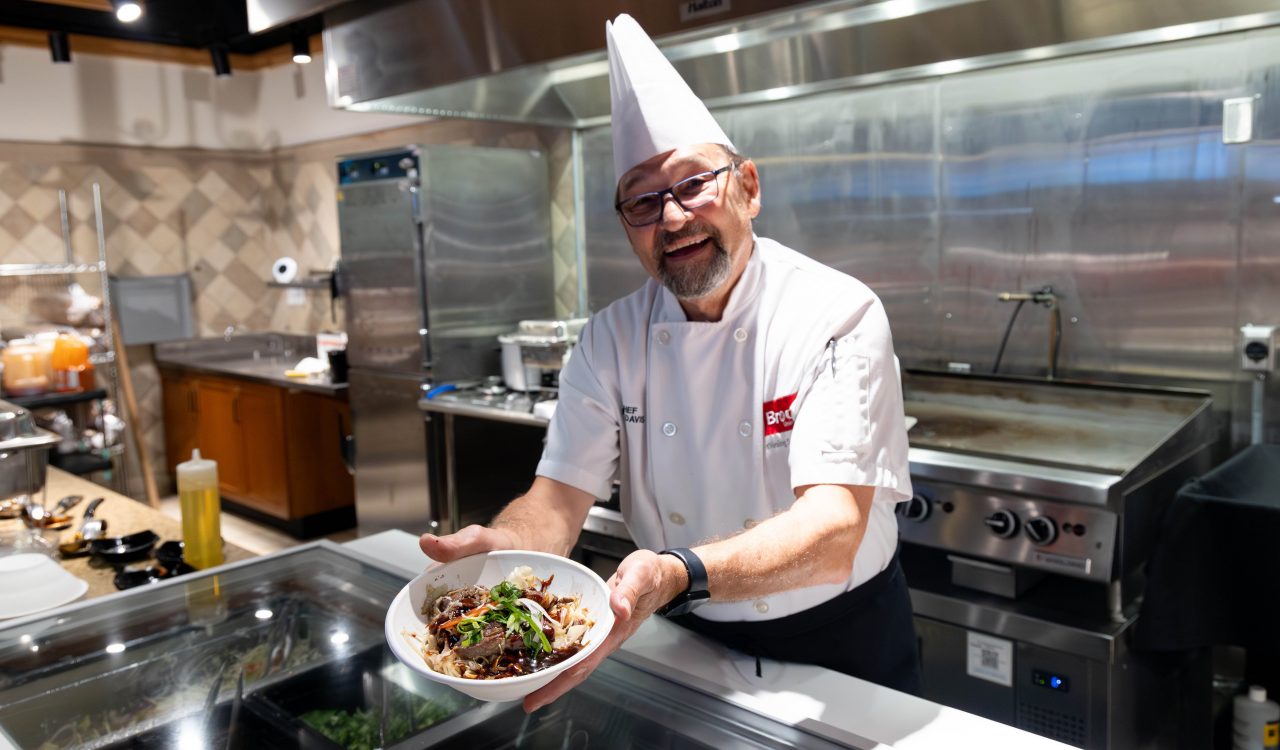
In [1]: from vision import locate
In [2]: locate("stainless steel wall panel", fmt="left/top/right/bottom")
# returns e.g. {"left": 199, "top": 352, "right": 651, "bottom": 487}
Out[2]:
{"left": 577, "top": 26, "right": 1280, "bottom": 451}
{"left": 581, "top": 127, "right": 645, "bottom": 313}
{"left": 719, "top": 82, "right": 942, "bottom": 364}
{"left": 1239, "top": 32, "right": 1280, "bottom": 444}
{"left": 1071, "top": 42, "right": 1248, "bottom": 386}
{"left": 936, "top": 37, "right": 1248, "bottom": 382}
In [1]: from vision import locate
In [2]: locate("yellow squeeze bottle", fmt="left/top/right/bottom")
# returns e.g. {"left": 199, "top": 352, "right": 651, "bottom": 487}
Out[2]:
{"left": 177, "top": 449, "right": 223, "bottom": 569}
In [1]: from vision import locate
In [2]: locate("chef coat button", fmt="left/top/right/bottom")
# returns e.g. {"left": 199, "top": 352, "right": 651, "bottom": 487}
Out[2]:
{"left": 738, "top": 420, "right": 751, "bottom": 437}
{"left": 669, "top": 512, "right": 686, "bottom": 525}
{"left": 754, "top": 600, "right": 770, "bottom": 614}
{"left": 733, "top": 328, "right": 748, "bottom": 343}
{"left": 657, "top": 330, "right": 671, "bottom": 345}
{"left": 662, "top": 421, "right": 677, "bottom": 437}
{"left": 744, "top": 518, "right": 758, "bottom": 529}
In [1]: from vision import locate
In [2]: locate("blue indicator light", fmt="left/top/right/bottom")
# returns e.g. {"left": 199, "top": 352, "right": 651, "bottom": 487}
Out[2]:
{"left": 1032, "top": 669, "right": 1070, "bottom": 693}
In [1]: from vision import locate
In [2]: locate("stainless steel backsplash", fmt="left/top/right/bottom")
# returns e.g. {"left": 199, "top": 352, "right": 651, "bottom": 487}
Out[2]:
{"left": 582, "top": 26, "right": 1280, "bottom": 450}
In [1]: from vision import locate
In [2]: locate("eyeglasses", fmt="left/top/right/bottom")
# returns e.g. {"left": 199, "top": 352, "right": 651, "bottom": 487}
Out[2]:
{"left": 615, "top": 165, "right": 735, "bottom": 227}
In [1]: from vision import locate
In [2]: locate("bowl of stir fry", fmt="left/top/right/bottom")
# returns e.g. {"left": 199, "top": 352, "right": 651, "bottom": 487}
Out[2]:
{"left": 385, "top": 550, "right": 615, "bottom": 702}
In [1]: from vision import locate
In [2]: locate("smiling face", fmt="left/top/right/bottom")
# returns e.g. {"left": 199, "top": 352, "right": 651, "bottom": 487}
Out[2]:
{"left": 616, "top": 144, "right": 761, "bottom": 317}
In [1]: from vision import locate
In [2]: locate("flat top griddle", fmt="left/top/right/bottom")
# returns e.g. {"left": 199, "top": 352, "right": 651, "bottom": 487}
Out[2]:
{"left": 903, "top": 371, "right": 1212, "bottom": 476}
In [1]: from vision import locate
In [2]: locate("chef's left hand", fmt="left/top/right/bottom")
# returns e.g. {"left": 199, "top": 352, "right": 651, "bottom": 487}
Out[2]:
{"left": 522, "top": 548, "right": 688, "bottom": 713}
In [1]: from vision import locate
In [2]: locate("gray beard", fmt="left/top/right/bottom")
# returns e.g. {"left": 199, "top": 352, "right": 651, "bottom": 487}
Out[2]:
{"left": 658, "top": 239, "right": 731, "bottom": 300}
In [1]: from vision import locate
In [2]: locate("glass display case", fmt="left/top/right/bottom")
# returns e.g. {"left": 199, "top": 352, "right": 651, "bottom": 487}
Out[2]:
{"left": 0, "top": 543, "right": 854, "bottom": 749}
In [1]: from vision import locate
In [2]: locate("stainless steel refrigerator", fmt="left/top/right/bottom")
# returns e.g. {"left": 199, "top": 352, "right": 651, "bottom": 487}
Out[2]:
{"left": 336, "top": 145, "right": 554, "bottom": 535}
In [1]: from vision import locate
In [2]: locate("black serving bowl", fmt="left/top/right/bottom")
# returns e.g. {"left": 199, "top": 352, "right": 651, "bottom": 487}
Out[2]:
{"left": 89, "top": 529, "right": 159, "bottom": 563}
{"left": 155, "top": 540, "right": 184, "bottom": 568}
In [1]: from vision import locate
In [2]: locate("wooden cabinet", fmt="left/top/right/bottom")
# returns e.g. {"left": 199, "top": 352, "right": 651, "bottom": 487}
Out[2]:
{"left": 284, "top": 391, "right": 355, "bottom": 517}
{"left": 237, "top": 381, "right": 288, "bottom": 518}
{"left": 193, "top": 377, "right": 248, "bottom": 496}
{"left": 160, "top": 372, "right": 199, "bottom": 479}
{"left": 161, "top": 369, "right": 353, "bottom": 531}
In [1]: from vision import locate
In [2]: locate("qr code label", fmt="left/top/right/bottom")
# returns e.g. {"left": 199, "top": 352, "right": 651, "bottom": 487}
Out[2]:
{"left": 966, "top": 632, "right": 1013, "bottom": 687}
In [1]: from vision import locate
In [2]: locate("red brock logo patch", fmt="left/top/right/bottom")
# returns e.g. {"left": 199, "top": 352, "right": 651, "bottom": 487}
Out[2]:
{"left": 763, "top": 393, "right": 797, "bottom": 436}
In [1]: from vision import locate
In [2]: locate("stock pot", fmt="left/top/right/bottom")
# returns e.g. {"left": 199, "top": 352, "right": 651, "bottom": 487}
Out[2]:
{"left": 0, "top": 399, "right": 60, "bottom": 501}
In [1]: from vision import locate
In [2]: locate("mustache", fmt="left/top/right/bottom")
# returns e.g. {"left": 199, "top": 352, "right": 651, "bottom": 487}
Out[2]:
{"left": 658, "top": 222, "right": 721, "bottom": 254}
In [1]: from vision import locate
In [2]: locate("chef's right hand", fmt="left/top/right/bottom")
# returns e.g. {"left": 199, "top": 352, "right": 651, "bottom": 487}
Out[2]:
{"left": 419, "top": 525, "right": 519, "bottom": 562}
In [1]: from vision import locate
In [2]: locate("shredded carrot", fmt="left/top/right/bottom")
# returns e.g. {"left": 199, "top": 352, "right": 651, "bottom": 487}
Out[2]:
{"left": 437, "top": 603, "right": 491, "bottom": 632}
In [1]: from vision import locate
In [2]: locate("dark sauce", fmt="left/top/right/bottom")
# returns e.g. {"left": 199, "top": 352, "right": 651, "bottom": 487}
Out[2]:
{"left": 482, "top": 645, "right": 584, "bottom": 680}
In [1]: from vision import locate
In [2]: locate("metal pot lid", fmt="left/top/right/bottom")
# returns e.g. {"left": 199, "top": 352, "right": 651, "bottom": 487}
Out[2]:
{"left": 0, "top": 399, "right": 60, "bottom": 451}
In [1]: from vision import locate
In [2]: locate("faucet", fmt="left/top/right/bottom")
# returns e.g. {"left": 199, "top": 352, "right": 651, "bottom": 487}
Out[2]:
{"left": 223, "top": 325, "right": 238, "bottom": 342}
{"left": 994, "top": 286, "right": 1062, "bottom": 380}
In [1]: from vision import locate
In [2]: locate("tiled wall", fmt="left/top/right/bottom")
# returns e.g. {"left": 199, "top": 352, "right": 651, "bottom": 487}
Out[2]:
{"left": 0, "top": 121, "right": 578, "bottom": 497}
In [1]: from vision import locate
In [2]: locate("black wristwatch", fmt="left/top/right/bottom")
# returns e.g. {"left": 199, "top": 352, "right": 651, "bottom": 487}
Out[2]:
{"left": 654, "top": 547, "right": 710, "bottom": 617}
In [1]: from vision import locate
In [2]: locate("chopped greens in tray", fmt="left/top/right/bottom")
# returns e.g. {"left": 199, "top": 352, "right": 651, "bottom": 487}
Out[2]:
{"left": 300, "top": 697, "right": 455, "bottom": 750}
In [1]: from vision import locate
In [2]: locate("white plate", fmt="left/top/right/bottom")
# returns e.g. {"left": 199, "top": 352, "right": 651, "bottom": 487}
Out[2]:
{"left": 0, "top": 554, "right": 89, "bottom": 620}
{"left": 385, "top": 550, "right": 615, "bottom": 703}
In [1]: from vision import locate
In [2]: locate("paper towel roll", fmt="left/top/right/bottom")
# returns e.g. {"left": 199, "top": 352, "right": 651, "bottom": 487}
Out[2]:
{"left": 272, "top": 257, "right": 298, "bottom": 284}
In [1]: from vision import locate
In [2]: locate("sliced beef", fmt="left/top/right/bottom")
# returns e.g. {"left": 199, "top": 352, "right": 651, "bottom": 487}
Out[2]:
{"left": 454, "top": 623, "right": 506, "bottom": 660}
{"left": 428, "top": 585, "right": 493, "bottom": 630}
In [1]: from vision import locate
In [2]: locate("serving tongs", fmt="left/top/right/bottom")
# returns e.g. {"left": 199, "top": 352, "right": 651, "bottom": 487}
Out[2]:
{"left": 261, "top": 598, "right": 301, "bottom": 680}
{"left": 201, "top": 657, "right": 231, "bottom": 737}
{"left": 225, "top": 669, "right": 245, "bottom": 750}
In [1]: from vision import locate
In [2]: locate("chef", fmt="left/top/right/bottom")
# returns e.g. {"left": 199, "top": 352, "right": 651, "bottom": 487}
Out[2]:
{"left": 420, "top": 13, "right": 920, "bottom": 711}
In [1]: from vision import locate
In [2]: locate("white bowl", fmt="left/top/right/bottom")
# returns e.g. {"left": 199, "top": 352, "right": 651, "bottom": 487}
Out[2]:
{"left": 384, "top": 550, "right": 615, "bottom": 703}
{"left": 0, "top": 553, "right": 89, "bottom": 619}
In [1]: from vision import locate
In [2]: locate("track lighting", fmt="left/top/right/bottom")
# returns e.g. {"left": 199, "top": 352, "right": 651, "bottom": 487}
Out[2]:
{"left": 48, "top": 31, "right": 71, "bottom": 63}
{"left": 110, "top": 0, "right": 143, "bottom": 23}
{"left": 210, "top": 45, "right": 231, "bottom": 77}
{"left": 291, "top": 35, "right": 311, "bottom": 64}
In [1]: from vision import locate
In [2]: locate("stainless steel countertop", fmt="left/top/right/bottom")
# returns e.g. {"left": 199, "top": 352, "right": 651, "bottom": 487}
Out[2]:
{"left": 417, "top": 394, "right": 550, "bottom": 427}
{"left": 155, "top": 353, "right": 347, "bottom": 395}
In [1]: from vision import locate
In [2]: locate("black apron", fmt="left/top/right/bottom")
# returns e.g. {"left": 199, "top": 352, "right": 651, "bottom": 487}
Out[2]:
{"left": 669, "top": 547, "right": 921, "bottom": 695}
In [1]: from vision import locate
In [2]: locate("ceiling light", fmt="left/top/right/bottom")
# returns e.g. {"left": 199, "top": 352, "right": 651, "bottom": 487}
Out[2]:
{"left": 111, "top": 0, "right": 143, "bottom": 23}
{"left": 291, "top": 35, "right": 311, "bottom": 64}
{"left": 48, "top": 31, "right": 71, "bottom": 63}
{"left": 210, "top": 46, "right": 231, "bottom": 77}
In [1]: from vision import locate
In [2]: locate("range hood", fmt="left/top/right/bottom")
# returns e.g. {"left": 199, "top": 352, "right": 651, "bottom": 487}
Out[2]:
{"left": 319, "top": 0, "right": 1280, "bottom": 127}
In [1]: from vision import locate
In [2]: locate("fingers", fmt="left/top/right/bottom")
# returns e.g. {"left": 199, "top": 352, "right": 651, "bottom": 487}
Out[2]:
{"left": 523, "top": 652, "right": 600, "bottom": 713}
{"left": 521, "top": 551, "right": 684, "bottom": 713}
{"left": 418, "top": 525, "right": 510, "bottom": 562}
{"left": 523, "top": 615, "right": 635, "bottom": 713}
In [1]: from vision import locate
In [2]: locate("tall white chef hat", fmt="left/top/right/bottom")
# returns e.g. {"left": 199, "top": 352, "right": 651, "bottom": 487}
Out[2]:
{"left": 607, "top": 13, "right": 734, "bottom": 183}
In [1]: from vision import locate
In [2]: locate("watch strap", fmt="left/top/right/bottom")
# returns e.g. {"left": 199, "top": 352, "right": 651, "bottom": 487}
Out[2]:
{"left": 655, "top": 547, "right": 710, "bottom": 617}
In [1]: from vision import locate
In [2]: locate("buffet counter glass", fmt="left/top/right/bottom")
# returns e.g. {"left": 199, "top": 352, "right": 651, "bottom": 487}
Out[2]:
{"left": 0, "top": 543, "right": 854, "bottom": 749}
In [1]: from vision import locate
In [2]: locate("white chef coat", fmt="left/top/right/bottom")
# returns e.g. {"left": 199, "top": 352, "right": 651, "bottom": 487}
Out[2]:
{"left": 536, "top": 236, "right": 913, "bottom": 621}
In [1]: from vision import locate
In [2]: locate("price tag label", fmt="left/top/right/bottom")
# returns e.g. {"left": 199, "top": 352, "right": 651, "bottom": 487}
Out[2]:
{"left": 966, "top": 631, "right": 1013, "bottom": 687}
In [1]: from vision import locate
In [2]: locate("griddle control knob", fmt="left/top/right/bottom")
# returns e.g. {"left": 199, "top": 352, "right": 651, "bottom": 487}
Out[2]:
{"left": 984, "top": 509, "right": 1019, "bottom": 538}
{"left": 900, "top": 494, "right": 932, "bottom": 522}
{"left": 1025, "top": 516, "right": 1058, "bottom": 546}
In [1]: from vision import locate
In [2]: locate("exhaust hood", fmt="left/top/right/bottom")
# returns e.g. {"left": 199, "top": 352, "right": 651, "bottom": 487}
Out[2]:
{"left": 321, "top": 0, "right": 1280, "bottom": 127}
